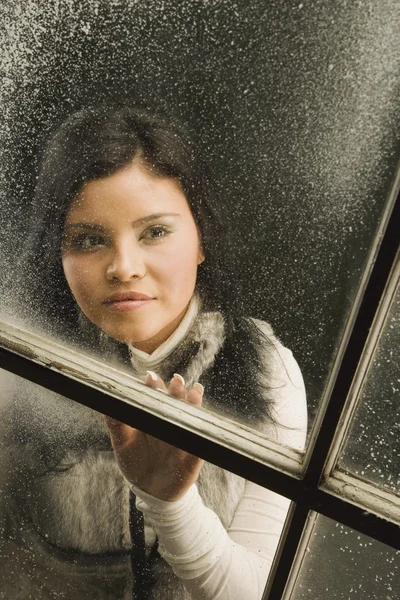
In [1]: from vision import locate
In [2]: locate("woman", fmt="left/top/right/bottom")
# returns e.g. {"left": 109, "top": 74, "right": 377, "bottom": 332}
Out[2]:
{"left": 0, "top": 107, "right": 307, "bottom": 599}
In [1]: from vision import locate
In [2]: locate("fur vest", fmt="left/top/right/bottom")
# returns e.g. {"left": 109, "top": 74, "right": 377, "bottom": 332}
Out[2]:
{"left": 0, "top": 310, "right": 273, "bottom": 600}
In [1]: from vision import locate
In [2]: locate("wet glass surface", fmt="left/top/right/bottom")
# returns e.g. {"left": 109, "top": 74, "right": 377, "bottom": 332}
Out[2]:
{"left": 0, "top": 0, "right": 399, "bottom": 443}
{"left": 339, "top": 277, "right": 400, "bottom": 495}
{"left": 0, "top": 367, "right": 290, "bottom": 599}
{"left": 291, "top": 514, "right": 400, "bottom": 600}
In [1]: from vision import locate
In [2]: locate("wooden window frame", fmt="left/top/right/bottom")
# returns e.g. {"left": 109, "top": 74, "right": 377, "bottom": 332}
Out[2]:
{"left": 0, "top": 180, "right": 398, "bottom": 600}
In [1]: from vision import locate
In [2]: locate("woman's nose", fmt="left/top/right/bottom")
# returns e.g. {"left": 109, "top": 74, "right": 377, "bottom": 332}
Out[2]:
{"left": 105, "top": 243, "right": 146, "bottom": 282}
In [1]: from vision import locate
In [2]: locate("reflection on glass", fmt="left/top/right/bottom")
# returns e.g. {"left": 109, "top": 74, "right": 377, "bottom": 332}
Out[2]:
{"left": 0, "top": 368, "right": 293, "bottom": 599}
{"left": 291, "top": 514, "right": 400, "bottom": 600}
{"left": 340, "top": 280, "right": 400, "bottom": 494}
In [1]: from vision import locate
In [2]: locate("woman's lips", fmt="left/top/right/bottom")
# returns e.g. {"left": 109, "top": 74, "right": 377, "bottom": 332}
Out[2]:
{"left": 105, "top": 299, "right": 153, "bottom": 312}
{"left": 103, "top": 292, "right": 154, "bottom": 312}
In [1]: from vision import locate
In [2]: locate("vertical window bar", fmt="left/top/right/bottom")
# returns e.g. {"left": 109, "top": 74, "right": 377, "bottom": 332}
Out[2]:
{"left": 262, "top": 503, "right": 310, "bottom": 600}
{"left": 304, "top": 187, "right": 399, "bottom": 487}
{"left": 262, "top": 185, "right": 399, "bottom": 599}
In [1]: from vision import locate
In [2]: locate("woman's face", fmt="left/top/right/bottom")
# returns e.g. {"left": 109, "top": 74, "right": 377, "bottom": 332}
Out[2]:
{"left": 62, "top": 162, "right": 204, "bottom": 352}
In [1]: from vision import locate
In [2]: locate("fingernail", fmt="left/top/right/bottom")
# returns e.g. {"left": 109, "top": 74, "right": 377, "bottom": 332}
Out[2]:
{"left": 173, "top": 373, "right": 185, "bottom": 386}
{"left": 193, "top": 382, "right": 204, "bottom": 393}
{"left": 146, "top": 370, "right": 158, "bottom": 382}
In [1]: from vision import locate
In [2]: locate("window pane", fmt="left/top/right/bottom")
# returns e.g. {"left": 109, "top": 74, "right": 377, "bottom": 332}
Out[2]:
{"left": 0, "top": 367, "right": 288, "bottom": 599}
{"left": 290, "top": 514, "right": 400, "bottom": 600}
{"left": 1, "top": 0, "right": 399, "bottom": 451}
{"left": 339, "top": 276, "right": 400, "bottom": 494}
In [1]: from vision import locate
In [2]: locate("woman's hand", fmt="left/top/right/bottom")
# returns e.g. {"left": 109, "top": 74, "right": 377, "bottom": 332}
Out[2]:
{"left": 104, "top": 372, "right": 204, "bottom": 502}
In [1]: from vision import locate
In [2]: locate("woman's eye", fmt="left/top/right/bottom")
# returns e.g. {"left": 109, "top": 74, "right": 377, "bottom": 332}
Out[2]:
{"left": 141, "top": 225, "right": 170, "bottom": 241}
{"left": 71, "top": 234, "right": 106, "bottom": 250}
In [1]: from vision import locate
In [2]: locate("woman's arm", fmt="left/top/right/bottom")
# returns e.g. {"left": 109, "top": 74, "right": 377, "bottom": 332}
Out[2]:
{"left": 129, "top": 336, "right": 307, "bottom": 599}
{"left": 131, "top": 479, "right": 291, "bottom": 600}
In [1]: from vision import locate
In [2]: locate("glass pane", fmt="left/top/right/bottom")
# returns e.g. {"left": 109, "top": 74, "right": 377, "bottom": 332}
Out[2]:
{"left": 1, "top": 0, "right": 399, "bottom": 451}
{"left": 0, "top": 367, "right": 288, "bottom": 599}
{"left": 290, "top": 514, "right": 400, "bottom": 600}
{"left": 339, "top": 278, "right": 400, "bottom": 494}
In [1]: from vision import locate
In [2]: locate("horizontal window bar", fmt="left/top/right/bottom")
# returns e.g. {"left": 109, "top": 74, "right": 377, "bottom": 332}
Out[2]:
{"left": 310, "top": 484, "right": 399, "bottom": 549}
{"left": 322, "top": 470, "right": 400, "bottom": 526}
{"left": 0, "top": 336, "right": 399, "bottom": 550}
{"left": 0, "top": 319, "right": 302, "bottom": 477}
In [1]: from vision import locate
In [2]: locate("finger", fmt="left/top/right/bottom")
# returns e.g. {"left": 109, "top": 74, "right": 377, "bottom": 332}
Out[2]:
{"left": 145, "top": 370, "right": 168, "bottom": 391}
{"left": 168, "top": 374, "right": 187, "bottom": 400}
{"left": 187, "top": 382, "right": 204, "bottom": 406}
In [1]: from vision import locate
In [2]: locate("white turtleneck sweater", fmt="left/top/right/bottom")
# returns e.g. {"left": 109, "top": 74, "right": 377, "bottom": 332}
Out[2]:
{"left": 128, "top": 300, "right": 307, "bottom": 600}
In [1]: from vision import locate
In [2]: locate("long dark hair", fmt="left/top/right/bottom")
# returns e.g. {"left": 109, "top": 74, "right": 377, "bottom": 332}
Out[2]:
{"left": 18, "top": 106, "right": 276, "bottom": 426}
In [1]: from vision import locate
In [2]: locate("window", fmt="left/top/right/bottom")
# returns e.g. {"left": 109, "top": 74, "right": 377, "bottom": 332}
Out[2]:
{"left": 0, "top": 1, "right": 399, "bottom": 598}
{"left": 0, "top": 192, "right": 398, "bottom": 598}
{"left": 288, "top": 515, "right": 399, "bottom": 599}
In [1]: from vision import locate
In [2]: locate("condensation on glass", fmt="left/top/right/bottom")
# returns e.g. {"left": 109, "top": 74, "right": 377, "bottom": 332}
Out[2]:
{"left": 290, "top": 514, "right": 400, "bottom": 600}
{"left": 339, "top": 277, "right": 400, "bottom": 495}
{"left": 0, "top": 2, "right": 399, "bottom": 439}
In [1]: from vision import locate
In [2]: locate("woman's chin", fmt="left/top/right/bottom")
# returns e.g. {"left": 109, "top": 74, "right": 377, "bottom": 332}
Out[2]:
{"left": 100, "top": 325, "right": 157, "bottom": 348}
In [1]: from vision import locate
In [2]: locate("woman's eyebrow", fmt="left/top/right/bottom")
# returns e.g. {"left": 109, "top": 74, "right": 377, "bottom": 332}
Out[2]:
{"left": 64, "top": 213, "right": 181, "bottom": 232}
{"left": 64, "top": 223, "right": 106, "bottom": 232}
{"left": 131, "top": 212, "right": 181, "bottom": 227}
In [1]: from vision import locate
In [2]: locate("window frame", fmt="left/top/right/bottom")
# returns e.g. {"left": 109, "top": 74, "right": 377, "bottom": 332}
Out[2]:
{"left": 0, "top": 181, "right": 398, "bottom": 600}
{"left": 322, "top": 255, "right": 400, "bottom": 522}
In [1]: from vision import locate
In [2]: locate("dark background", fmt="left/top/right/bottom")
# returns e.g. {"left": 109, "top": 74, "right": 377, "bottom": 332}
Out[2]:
{"left": 0, "top": 0, "right": 399, "bottom": 420}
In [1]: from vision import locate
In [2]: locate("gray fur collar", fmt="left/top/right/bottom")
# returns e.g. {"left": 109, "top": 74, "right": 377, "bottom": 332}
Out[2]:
{"left": 128, "top": 309, "right": 226, "bottom": 387}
